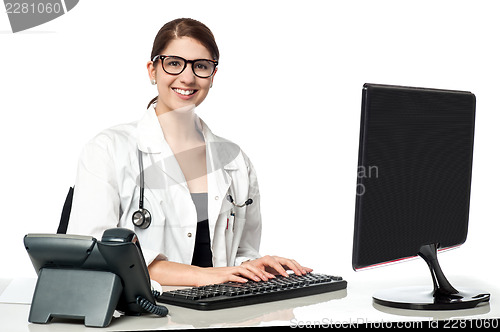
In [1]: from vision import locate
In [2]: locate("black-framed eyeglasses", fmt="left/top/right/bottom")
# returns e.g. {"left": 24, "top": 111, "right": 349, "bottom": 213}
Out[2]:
{"left": 152, "top": 55, "right": 218, "bottom": 78}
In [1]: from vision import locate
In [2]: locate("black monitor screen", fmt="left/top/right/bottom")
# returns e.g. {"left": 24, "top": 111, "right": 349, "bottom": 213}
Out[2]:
{"left": 352, "top": 83, "right": 476, "bottom": 270}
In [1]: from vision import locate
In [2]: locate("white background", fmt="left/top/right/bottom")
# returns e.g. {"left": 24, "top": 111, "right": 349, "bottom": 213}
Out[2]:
{"left": 0, "top": 0, "right": 498, "bottom": 296}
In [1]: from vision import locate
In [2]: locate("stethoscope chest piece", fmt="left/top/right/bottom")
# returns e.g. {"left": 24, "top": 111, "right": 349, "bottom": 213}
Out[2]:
{"left": 132, "top": 208, "right": 151, "bottom": 229}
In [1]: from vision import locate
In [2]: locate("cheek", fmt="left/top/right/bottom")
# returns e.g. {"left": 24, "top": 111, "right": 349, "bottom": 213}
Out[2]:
{"left": 197, "top": 78, "right": 211, "bottom": 89}
{"left": 156, "top": 73, "right": 175, "bottom": 87}
{"left": 194, "top": 79, "right": 211, "bottom": 94}
{"left": 156, "top": 75, "right": 177, "bottom": 95}
{"left": 156, "top": 84, "right": 172, "bottom": 99}
{"left": 196, "top": 84, "right": 211, "bottom": 101}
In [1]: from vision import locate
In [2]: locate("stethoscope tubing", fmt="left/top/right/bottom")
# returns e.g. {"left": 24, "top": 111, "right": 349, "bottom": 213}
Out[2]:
{"left": 138, "top": 150, "right": 146, "bottom": 210}
{"left": 226, "top": 194, "right": 253, "bottom": 207}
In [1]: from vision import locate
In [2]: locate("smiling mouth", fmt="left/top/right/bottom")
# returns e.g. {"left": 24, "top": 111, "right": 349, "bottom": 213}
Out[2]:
{"left": 173, "top": 88, "right": 197, "bottom": 96}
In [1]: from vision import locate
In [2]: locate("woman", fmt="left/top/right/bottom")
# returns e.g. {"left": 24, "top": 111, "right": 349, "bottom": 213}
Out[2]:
{"left": 68, "top": 18, "right": 312, "bottom": 287}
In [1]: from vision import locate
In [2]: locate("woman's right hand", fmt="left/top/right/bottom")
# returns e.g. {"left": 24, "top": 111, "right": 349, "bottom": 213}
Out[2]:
{"left": 195, "top": 265, "right": 276, "bottom": 287}
{"left": 148, "top": 260, "right": 274, "bottom": 287}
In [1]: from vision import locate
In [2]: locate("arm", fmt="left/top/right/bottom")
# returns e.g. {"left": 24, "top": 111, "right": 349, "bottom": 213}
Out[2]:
{"left": 148, "top": 259, "right": 275, "bottom": 287}
{"left": 67, "top": 134, "right": 120, "bottom": 238}
{"left": 68, "top": 134, "right": 170, "bottom": 270}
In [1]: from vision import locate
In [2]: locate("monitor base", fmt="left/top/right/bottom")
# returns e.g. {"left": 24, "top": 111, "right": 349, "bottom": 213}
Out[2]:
{"left": 373, "top": 286, "right": 490, "bottom": 310}
{"left": 373, "top": 244, "right": 490, "bottom": 310}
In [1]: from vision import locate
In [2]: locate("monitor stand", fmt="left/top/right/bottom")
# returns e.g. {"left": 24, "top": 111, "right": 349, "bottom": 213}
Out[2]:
{"left": 373, "top": 244, "right": 490, "bottom": 310}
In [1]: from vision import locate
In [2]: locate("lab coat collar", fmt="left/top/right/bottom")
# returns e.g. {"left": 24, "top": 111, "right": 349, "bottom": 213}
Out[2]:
{"left": 136, "top": 106, "right": 165, "bottom": 154}
{"left": 198, "top": 118, "right": 240, "bottom": 172}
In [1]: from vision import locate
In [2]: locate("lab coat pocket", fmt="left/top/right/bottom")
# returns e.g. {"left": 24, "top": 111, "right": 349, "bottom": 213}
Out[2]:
{"left": 226, "top": 215, "right": 247, "bottom": 260}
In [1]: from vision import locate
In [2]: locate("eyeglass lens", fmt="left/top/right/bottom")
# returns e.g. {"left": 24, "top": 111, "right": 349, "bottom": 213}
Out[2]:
{"left": 162, "top": 56, "right": 216, "bottom": 78}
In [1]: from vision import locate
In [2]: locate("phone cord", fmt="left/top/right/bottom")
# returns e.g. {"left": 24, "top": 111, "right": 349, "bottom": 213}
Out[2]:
{"left": 136, "top": 294, "right": 168, "bottom": 317}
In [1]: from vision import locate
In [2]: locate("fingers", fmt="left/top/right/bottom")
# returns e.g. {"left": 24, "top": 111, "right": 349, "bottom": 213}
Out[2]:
{"left": 264, "top": 270, "right": 277, "bottom": 279}
{"left": 234, "top": 256, "right": 313, "bottom": 284}
{"left": 263, "top": 256, "right": 290, "bottom": 277}
{"left": 197, "top": 266, "right": 262, "bottom": 285}
{"left": 241, "top": 261, "right": 274, "bottom": 282}
{"left": 227, "top": 274, "right": 250, "bottom": 284}
{"left": 260, "top": 255, "right": 313, "bottom": 277}
{"left": 274, "top": 256, "right": 312, "bottom": 276}
{"left": 233, "top": 265, "right": 275, "bottom": 283}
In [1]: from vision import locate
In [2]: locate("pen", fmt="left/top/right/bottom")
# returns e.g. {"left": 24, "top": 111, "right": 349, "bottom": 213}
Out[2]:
{"left": 227, "top": 209, "right": 234, "bottom": 230}
{"left": 227, "top": 210, "right": 234, "bottom": 230}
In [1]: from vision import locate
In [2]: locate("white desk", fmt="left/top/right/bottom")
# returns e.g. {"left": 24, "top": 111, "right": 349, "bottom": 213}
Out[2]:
{"left": 1, "top": 268, "right": 498, "bottom": 331}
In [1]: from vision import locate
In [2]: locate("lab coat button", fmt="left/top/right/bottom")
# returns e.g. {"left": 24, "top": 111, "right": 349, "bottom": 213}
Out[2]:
{"left": 215, "top": 196, "right": 219, "bottom": 200}
{"left": 187, "top": 233, "right": 192, "bottom": 237}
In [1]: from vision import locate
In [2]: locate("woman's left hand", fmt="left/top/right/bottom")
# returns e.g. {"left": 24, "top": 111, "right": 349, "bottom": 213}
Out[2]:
{"left": 241, "top": 255, "right": 313, "bottom": 280}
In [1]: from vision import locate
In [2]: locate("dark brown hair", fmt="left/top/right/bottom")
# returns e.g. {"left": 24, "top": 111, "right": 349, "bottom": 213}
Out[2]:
{"left": 147, "top": 18, "right": 220, "bottom": 109}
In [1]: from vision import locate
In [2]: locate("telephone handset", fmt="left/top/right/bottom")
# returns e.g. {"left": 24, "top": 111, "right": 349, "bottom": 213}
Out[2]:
{"left": 24, "top": 228, "right": 168, "bottom": 327}
{"left": 98, "top": 228, "right": 168, "bottom": 316}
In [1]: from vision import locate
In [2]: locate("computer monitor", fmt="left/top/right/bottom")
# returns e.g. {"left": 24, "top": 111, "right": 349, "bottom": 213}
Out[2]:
{"left": 352, "top": 83, "right": 490, "bottom": 310}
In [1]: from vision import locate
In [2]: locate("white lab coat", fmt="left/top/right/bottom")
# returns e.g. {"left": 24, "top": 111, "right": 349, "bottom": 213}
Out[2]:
{"left": 67, "top": 106, "right": 262, "bottom": 267}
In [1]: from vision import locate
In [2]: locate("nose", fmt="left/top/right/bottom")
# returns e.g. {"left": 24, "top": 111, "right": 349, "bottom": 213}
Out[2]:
{"left": 178, "top": 63, "right": 196, "bottom": 85}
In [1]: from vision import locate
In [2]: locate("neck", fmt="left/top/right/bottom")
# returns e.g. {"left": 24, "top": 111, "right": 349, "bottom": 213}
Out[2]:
{"left": 155, "top": 105, "right": 204, "bottom": 148}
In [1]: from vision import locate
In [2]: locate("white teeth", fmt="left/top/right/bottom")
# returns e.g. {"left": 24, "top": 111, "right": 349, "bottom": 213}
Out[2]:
{"left": 173, "top": 88, "right": 195, "bottom": 96}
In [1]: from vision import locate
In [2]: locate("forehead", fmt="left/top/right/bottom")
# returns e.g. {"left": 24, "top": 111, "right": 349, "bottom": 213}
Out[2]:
{"left": 162, "top": 37, "right": 212, "bottom": 60}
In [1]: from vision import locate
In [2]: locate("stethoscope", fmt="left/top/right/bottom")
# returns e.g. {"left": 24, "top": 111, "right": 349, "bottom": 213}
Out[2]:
{"left": 226, "top": 195, "right": 253, "bottom": 207}
{"left": 132, "top": 150, "right": 253, "bottom": 229}
{"left": 132, "top": 151, "right": 152, "bottom": 229}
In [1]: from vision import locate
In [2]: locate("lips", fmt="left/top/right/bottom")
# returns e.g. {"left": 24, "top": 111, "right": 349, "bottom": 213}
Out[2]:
{"left": 172, "top": 88, "right": 197, "bottom": 97}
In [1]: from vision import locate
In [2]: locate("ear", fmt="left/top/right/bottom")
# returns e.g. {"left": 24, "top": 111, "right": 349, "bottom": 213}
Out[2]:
{"left": 147, "top": 61, "right": 157, "bottom": 81}
{"left": 210, "top": 67, "right": 217, "bottom": 87}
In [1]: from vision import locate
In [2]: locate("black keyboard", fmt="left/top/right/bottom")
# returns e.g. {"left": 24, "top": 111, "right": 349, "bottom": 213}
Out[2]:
{"left": 157, "top": 273, "right": 347, "bottom": 310}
